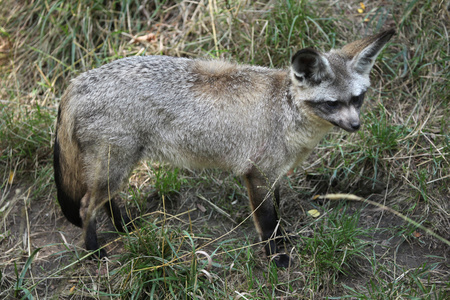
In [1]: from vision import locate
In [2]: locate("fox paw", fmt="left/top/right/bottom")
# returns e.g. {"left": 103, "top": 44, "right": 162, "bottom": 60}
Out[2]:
{"left": 88, "top": 248, "right": 107, "bottom": 260}
{"left": 271, "top": 253, "right": 291, "bottom": 268}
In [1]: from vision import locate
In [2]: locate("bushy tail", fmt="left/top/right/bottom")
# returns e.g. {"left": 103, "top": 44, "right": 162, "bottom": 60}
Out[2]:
{"left": 53, "top": 109, "right": 86, "bottom": 227}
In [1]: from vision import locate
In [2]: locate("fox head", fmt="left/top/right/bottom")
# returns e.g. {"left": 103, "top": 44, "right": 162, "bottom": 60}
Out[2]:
{"left": 290, "top": 29, "right": 395, "bottom": 132}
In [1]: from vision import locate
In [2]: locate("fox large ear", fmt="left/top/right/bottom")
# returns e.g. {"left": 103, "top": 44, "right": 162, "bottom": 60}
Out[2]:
{"left": 342, "top": 29, "right": 395, "bottom": 75}
{"left": 291, "top": 48, "right": 334, "bottom": 86}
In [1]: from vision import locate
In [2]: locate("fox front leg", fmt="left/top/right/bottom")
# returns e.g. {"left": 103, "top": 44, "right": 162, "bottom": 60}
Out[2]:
{"left": 243, "top": 168, "right": 290, "bottom": 268}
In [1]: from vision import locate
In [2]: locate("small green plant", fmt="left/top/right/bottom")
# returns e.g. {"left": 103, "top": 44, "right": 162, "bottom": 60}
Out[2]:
{"left": 13, "top": 248, "right": 41, "bottom": 299}
{"left": 0, "top": 103, "right": 54, "bottom": 174}
{"left": 150, "top": 165, "right": 186, "bottom": 197}
{"left": 117, "top": 218, "right": 222, "bottom": 299}
{"left": 299, "top": 203, "right": 370, "bottom": 289}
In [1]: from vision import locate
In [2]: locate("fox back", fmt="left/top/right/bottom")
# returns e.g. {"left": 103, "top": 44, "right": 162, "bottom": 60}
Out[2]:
{"left": 54, "top": 29, "right": 394, "bottom": 266}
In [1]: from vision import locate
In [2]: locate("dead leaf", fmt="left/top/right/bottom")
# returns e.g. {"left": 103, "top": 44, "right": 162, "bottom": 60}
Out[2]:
{"left": 197, "top": 203, "right": 206, "bottom": 213}
{"left": 307, "top": 209, "right": 320, "bottom": 218}
{"left": 130, "top": 33, "right": 156, "bottom": 44}
{"left": 8, "top": 171, "right": 14, "bottom": 184}
{"left": 413, "top": 231, "right": 422, "bottom": 238}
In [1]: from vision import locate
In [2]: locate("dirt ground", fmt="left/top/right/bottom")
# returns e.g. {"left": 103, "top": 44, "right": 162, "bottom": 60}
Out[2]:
{"left": 1, "top": 175, "right": 448, "bottom": 298}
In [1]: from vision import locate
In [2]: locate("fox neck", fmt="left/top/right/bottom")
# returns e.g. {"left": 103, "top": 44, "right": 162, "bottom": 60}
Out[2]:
{"left": 287, "top": 85, "right": 334, "bottom": 143}
{"left": 284, "top": 86, "right": 334, "bottom": 169}
{"left": 295, "top": 104, "right": 333, "bottom": 147}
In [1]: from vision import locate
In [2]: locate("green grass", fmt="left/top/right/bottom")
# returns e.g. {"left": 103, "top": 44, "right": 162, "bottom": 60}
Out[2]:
{"left": 118, "top": 220, "right": 217, "bottom": 298}
{"left": 341, "top": 262, "right": 449, "bottom": 299}
{"left": 0, "top": 0, "right": 449, "bottom": 299}
{"left": 303, "top": 204, "right": 369, "bottom": 276}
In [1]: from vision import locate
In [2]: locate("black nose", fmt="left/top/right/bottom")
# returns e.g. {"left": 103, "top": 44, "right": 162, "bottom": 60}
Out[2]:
{"left": 351, "top": 122, "right": 360, "bottom": 131}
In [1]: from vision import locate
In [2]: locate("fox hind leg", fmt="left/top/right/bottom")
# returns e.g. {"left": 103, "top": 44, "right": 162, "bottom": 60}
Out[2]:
{"left": 80, "top": 146, "right": 139, "bottom": 258}
{"left": 79, "top": 191, "right": 107, "bottom": 258}
{"left": 81, "top": 194, "right": 132, "bottom": 258}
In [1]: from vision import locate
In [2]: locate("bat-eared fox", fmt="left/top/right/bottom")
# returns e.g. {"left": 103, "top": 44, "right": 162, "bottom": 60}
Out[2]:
{"left": 54, "top": 29, "right": 394, "bottom": 267}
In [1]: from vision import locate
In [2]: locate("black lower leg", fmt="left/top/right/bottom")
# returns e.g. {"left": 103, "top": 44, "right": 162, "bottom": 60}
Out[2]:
{"left": 104, "top": 197, "right": 132, "bottom": 232}
{"left": 259, "top": 214, "right": 291, "bottom": 268}
{"left": 244, "top": 169, "right": 291, "bottom": 267}
{"left": 85, "top": 218, "right": 106, "bottom": 258}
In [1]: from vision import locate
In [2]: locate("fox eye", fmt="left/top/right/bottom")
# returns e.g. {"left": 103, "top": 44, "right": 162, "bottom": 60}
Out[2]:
{"left": 351, "top": 96, "right": 361, "bottom": 104}
{"left": 326, "top": 101, "right": 339, "bottom": 108}
{"left": 351, "top": 93, "right": 365, "bottom": 106}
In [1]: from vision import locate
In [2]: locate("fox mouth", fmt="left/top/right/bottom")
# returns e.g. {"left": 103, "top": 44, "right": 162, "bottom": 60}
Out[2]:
{"left": 343, "top": 127, "right": 360, "bottom": 133}
{"left": 330, "top": 121, "right": 360, "bottom": 133}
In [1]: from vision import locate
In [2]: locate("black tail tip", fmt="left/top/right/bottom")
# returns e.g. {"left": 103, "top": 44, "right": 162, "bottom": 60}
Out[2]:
{"left": 53, "top": 135, "right": 83, "bottom": 227}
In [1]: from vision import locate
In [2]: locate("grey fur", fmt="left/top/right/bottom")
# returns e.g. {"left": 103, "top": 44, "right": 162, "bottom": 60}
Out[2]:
{"left": 54, "top": 29, "right": 395, "bottom": 267}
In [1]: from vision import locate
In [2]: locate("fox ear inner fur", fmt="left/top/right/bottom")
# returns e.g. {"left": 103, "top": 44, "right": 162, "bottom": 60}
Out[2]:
{"left": 291, "top": 48, "right": 334, "bottom": 86}
{"left": 343, "top": 29, "right": 396, "bottom": 75}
